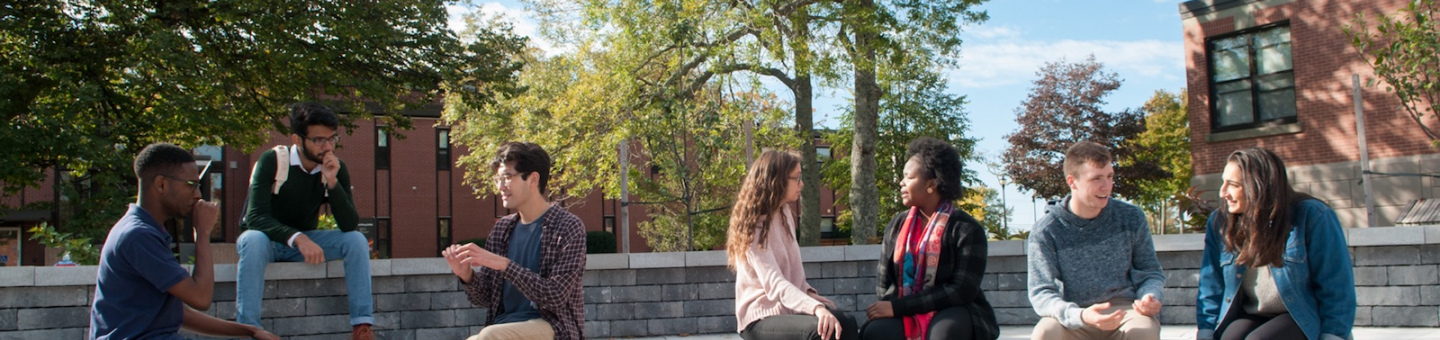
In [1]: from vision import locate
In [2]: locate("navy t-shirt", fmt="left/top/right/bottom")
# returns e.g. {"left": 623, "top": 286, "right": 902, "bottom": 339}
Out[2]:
{"left": 494, "top": 212, "right": 545, "bottom": 324}
{"left": 90, "top": 204, "right": 189, "bottom": 340}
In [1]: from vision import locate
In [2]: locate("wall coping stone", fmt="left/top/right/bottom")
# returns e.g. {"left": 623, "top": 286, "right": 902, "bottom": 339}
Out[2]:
{"left": 588, "top": 253, "right": 629, "bottom": 270}
{"left": 35, "top": 267, "right": 96, "bottom": 286}
{"left": 630, "top": 252, "right": 685, "bottom": 269}
{"left": 800, "top": 245, "right": 845, "bottom": 262}
{"left": 989, "top": 240, "right": 1025, "bottom": 256}
{"left": 685, "top": 250, "right": 726, "bottom": 267}
{"left": 0, "top": 266, "right": 35, "bottom": 286}
{"left": 7, "top": 225, "right": 1439, "bottom": 287}
{"left": 389, "top": 258, "right": 450, "bottom": 276}
{"left": 1154, "top": 234, "right": 1205, "bottom": 252}
{"left": 844, "top": 244, "right": 883, "bottom": 261}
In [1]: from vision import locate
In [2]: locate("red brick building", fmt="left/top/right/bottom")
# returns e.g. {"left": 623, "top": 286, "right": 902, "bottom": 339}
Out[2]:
{"left": 1182, "top": 0, "right": 1439, "bottom": 227}
{"left": 1, "top": 111, "right": 844, "bottom": 264}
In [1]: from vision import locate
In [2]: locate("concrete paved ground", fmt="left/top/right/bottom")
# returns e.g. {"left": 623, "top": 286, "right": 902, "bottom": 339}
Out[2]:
{"left": 616, "top": 325, "right": 1440, "bottom": 340}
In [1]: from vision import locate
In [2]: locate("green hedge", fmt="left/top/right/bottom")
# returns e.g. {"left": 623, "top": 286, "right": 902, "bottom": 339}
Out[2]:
{"left": 455, "top": 238, "right": 487, "bottom": 248}
{"left": 585, "top": 231, "right": 617, "bottom": 254}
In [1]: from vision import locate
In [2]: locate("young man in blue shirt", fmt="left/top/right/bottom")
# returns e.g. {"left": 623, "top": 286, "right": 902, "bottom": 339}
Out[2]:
{"left": 442, "top": 142, "right": 587, "bottom": 340}
{"left": 90, "top": 143, "right": 277, "bottom": 340}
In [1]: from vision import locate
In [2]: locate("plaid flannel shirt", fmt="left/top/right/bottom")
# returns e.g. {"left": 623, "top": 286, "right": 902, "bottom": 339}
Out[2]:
{"left": 463, "top": 204, "right": 586, "bottom": 340}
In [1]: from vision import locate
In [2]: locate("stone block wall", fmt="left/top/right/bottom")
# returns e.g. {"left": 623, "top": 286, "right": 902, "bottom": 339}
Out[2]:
{"left": 4, "top": 226, "right": 1440, "bottom": 339}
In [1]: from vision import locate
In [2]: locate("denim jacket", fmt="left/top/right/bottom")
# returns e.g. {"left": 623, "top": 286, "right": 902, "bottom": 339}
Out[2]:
{"left": 1195, "top": 199, "right": 1355, "bottom": 340}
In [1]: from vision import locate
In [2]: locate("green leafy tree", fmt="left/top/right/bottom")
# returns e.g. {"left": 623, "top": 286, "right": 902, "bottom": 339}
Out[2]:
{"left": 514, "top": 0, "right": 986, "bottom": 247}
{"left": 28, "top": 222, "right": 99, "bottom": 265}
{"left": 515, "top": 0, "right": 836, "bottom": 246}
{"left": 443, "top": 34, "right": 799, "bottom": 251}
{"left": 822, "top": 69, "right": 979, "bottom": 242}
{"left": 957, "top": 185, "right": 1020, "bottom": 240}
{"left": 1, "top": 0, "right": 526, "bottom": 254}
{"left": 835, "top": 0, "right": 989, "bottom": 245}
{"left": 1003, "top": 55, "right": 1166, "bottom": 200}
{"left": 1345, "top": 0, "right": 1440, "bottom": 148}
{"left": 1125, "top": 89, "right": 1193, "bottom": 234}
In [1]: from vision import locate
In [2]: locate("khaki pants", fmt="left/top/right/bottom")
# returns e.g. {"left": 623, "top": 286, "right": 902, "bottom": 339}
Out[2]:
{"left": 467, "top": 318, "right": 555, "bottom": 340}
{"left": 1031, "top": 299, "right": 1160, "bottom": 340}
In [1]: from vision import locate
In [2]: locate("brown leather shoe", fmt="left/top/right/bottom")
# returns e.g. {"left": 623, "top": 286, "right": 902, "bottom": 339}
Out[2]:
{"left": 351, "top": 323, "right": 374, "bottom": 340}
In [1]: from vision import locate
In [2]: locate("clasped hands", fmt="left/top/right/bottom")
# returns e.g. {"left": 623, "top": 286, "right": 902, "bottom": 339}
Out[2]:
{"left": 441, "top": 243, "right": 512, "bottom": 283}
{"left": 1082, "top": 294, "right": 1161, "bottom": 331}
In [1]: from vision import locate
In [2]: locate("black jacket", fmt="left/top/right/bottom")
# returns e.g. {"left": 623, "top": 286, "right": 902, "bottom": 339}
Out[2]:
{"left": 875, "top": 209, "right": 1000, "bottom": 340}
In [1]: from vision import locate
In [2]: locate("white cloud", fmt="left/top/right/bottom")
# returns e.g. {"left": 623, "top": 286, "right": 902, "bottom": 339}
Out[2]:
{"left": 967, "top": 25, "right": 1020, "bottom": 39}
{"left": 951, "top": 39, "right": 1183, "bottom": 89}
{"left": 447, "top": 2, "right": 560, "bottom": 54}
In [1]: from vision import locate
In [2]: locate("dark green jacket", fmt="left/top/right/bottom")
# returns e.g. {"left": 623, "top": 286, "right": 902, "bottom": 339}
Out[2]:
{"left": 241, "top": 148, "right": 359, "bottom": 243}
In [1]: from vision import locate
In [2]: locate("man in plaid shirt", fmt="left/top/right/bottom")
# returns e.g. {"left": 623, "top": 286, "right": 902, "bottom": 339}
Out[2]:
{"left": 442, "top": 142, "right": 586, "bottom": 340}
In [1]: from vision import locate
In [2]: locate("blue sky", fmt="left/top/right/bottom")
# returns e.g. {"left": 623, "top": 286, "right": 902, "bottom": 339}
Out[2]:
{"left": 455, "top": 0, "right": 1190, "bottom": 230}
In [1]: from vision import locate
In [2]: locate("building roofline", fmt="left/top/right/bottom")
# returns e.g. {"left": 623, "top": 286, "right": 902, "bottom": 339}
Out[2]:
{"left": 1180, "top": 0, "right": 1253, "bottom": 19}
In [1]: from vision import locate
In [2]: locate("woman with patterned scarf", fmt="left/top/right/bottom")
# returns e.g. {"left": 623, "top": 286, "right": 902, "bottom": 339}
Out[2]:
{"left": 860, "top": 137, "right": 999, "bottom": 340}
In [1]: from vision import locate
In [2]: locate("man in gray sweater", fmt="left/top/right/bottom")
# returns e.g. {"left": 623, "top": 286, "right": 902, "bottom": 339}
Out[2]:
{"left": 1027, "top": 141, "right": 1165, "bottom": 340}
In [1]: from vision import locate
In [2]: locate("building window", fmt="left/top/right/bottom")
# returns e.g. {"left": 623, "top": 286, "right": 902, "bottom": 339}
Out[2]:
{"left": 437, "top": 217, "right": 451, "bottom": 257}
{"left": 437, "top": 129, "right": 451, "bottom": 171}
{"left": 375, "top": 218, "right": 391, "bottom": 259}
{"left": 376, "top": 127, "right": 390, "bottom": 170}
{"left": 816, "top": 146, "right": 831, "bottom": 164}
{"left": 194, "top": 145, "right": 225, "bottom": 242}
{"left": 1208, "top": 23, "right": 1295, "bottom": 131}
{"left": 820, "top": 216, "right": 836, "bottom": 238}
{"left": 603, "top": 198, "right": 616, "bottom": 233}
{"left": 0, "top": 227, "right": 20, "bottom": 267}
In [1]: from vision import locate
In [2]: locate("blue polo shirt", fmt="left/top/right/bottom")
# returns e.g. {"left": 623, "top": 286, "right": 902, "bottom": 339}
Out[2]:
{"left": 90, "top": 204, "right": 189, "bottom": 340}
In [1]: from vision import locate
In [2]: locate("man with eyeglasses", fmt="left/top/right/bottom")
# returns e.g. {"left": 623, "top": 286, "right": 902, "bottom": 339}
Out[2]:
{"left": 441, "top": 142, "right": 587, "bottom": 340}
{"left": 237, "top": 102, "right": 374, "bottom": 339}
{"left": 91, "top": 143, "right": 278, "bottom": 340}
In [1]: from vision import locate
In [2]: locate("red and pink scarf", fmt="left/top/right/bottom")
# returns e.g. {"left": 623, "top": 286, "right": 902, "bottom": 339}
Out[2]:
{"left": 891, "top": 201, "right": 953, "bottom": 340}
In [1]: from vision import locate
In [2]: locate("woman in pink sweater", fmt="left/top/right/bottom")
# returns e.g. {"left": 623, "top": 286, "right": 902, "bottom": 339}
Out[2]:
{"left": 727, "top": 150, "right": 858, "bottom": 340}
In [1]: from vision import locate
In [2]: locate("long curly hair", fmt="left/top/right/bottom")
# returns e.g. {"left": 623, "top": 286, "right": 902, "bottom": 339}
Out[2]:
{"left": 726, "top": 150, "right": 801, "bottom": 270}
{"left": 1219, "top": 147, "right": 1316, "bottom": 267}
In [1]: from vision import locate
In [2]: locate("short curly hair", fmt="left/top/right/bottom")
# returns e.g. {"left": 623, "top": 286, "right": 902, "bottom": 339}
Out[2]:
{"left": 906, "top": 137, "right": 965, "bottom": 201}
{"left": 133, "top": 143, "right": 195, "bottom": 186}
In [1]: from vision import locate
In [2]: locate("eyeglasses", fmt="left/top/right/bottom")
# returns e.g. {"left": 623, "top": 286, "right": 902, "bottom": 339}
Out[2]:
{"left": 304, "top": 134, "right": 341, "bottom": 145}
{"left": 494, "top": 172, "right": 525, "bottom": 187}
{"left": 161, "top": 175, "right": 200, "bottom": 190}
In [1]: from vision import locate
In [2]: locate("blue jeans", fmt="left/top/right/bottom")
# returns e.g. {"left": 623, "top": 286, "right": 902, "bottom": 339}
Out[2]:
{"left": 236, "top": 230, "right": 374, "bottom": 326}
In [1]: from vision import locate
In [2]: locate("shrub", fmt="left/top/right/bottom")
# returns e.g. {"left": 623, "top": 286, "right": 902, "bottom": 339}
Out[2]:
{"left": 586, "top": 231, "right": 617, "bottom": 254}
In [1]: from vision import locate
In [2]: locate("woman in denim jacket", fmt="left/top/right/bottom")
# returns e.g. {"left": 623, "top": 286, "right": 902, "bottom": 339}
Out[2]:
{"left": 1196, "top": 148, "right": 1356, "bottom": 340}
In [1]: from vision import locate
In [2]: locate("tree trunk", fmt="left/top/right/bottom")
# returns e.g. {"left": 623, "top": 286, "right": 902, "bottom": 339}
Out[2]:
{"left": 848, "top": 0, "right": 880, "bottom": 245}
{"left": 796, "top": 73, "right": 821, "bottom": 247}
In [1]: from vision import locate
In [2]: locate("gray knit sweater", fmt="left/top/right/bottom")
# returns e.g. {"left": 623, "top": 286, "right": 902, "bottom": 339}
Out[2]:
{"left": 1026, "top": 195, "right": 1165, "bottom": 329}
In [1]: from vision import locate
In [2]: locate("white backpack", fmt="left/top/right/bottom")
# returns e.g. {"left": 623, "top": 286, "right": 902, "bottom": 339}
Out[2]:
{"left": 240, "top": 145, "right": 294, "bottom": 226}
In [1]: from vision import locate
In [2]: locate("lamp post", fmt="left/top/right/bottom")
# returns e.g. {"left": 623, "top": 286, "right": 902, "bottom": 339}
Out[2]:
{"left": 998, "top": 176, "right": 1009, "bottom": 231}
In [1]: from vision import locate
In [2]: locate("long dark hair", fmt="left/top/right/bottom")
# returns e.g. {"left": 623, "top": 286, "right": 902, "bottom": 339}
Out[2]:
{"left": 1219, "top": 147, "right": 1316, "bottom": 267}
{"left": 726, "top": 150, "right": 801, "bottom": 270}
